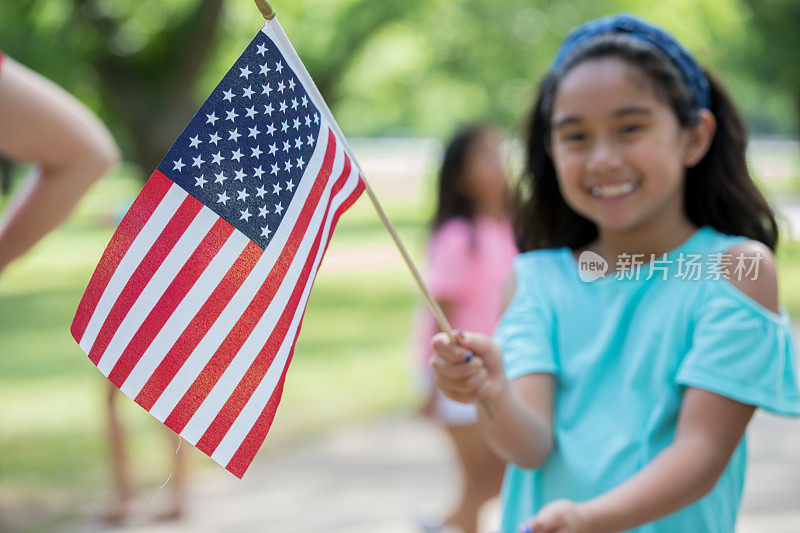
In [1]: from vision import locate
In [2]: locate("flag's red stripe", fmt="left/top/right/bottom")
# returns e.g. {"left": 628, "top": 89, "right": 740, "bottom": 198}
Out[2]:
{"left": 106, "top": 218, "right": 235, "bottom": 388}
{"left": 194, "top": 157, "right": 354, "bottom": 456}
{"left": 134, "top": 240, "right": 264, "bottom": 411}
{"left": 71, "top": 171, "right": 173, "bottom": 343}
{"left": 224, "top": 176, "right": 365, "bottom": 478}
{"left": 164, "top": 131, "right": 339, "bottom": 433}
{"left": 86, "top": 193, "right": 202, "bottom": 365}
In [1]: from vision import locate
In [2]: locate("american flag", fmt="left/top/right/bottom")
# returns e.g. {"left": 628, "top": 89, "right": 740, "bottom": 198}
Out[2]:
{"left": 70, "top": 19, "right": 365, "bottom": 478}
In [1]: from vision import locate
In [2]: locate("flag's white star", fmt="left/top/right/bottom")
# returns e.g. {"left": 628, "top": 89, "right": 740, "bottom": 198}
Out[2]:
{"left": 301, "top": 95, "right": 308, "bottom": 107}
{"left": 217, "top": 190, "right": 230, "bottom": 204}
{"left": 226, "top": 108, "right": 239, "bottom": 122}
{"left": 307, "top": 134, "right": 314, "bottom": 146}
{"left": 284, "top": 160, "right": 293, "bottom": 172}
{"left": 256, "top": 42, "right": 268, "bottom": 56}
{"left": 294, "top": 137, "right": 302, "bottom": 149}
{"left": 304, "top": 115, "right": 312, "bottom": 127}
{"left": 290, "top": 98, "right": 298, "bottom": 111}
{"left": 239, "top": 208, "right": 251, "bottom": 222}
{"left": 228, "top": 128, "right": 241, "bottom": 142}
{"left": 277, "top": 81, "right": 285, "bottom": 94}
{"left": 278, "top": 100, "right": 287, "bottom": 113}
{"left": 268, "top": 143, "right": 278, "bottom": 156}
{"left": 258, "top": 205, "right": 269, "bottom": 218}
{"left": 212, "top": 152, "right": 225, "bottom": 165}
{"left": 261, "top": 225, "right": 272, "bottom": 238}
{"left": 314, "top": 113, "right": 319, "bottom": 124}
{"left": 206, "top": 111, "right": 219, "bottom": 125}
{"left": 173, "top": 158, "right": 185, "bottom": 172}
{"left": 231, "top": 148, "right": 243, "bottom": 162}
{"left": 250, "top": 145, "right": 263, "bottom": 158}
{"left": 214, "top": 171, "right": 227, "bottom": 184}
{"left": 265, "top": 123, "right": 276, "bottom": 136}
{"left": 274, "top": 202, "right": 284, "bottom": 215}
{"left": 293, "top": 117, "right": 301, "bottom": 130}
{"left": 259, "top": 62, "right": 270, "bottom": 76}
{"left": 264, "top": 103, "right": 274, "bottom": 116}
{"left": 248, "top": 126, "right": 260, "bottom": 139}
{"left": 270, "top": 163, "right": 279, "bottom": 176}
{"left": 296, "top": 156, "right": 305, "bottom": 169}
{"left": 253, "top": 165, "right": 265, "bottom": 179}
{"left": 275, "top": 61, "right": 284, "bottom": 74}
{"left": 242, "top": 85, "right": 254, "bottom": 99}
{"left": 262, "top": 83, "right": 272, "bottom": 97}
{"left": 239, "top": 64, "right": 252, "bottom": 79}
{"left": 288, "top": 79, "right": 295, "bottom": 91}
{"left": 282, "top": 140, "right": 291, "bottom": 153}
{"left": 189, "top": 134, "right": 202, "bottom": 148}
{"left": 209, "top": 131, "right": 221, "bottom": 145}
{"left": 245, "top": 105, "right": 257, "bottom": 119}
{"left": 256, "top": 185, "right": 267, "bottom": 199}
{"left": 192, "top": 154, "right": 205, "bottom": 168}
{"left": 281, "top": 120, "right": 289, "bottom": 132}
{"left": 195, "top": 174, "right": 207, "bottom": 188}
{"left": 237, "top": 188, "right": 250, "bottom": 202}
{"left": 222, "top": 89, "right": 235, "bottom": 102}
{"left": 234, "top": 169, "right": 247, "bottom": 181}
{"left": 285, "top": 179, "right": 295, "bottom": 192}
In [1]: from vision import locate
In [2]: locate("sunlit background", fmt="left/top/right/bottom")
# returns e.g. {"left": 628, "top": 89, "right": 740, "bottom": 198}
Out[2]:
{"left": 0, "top": 0, "right": 798, "bottom": 531}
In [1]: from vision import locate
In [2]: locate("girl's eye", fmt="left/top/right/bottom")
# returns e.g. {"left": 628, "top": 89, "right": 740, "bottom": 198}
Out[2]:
{"left": 620, "top": 124, "right": 643, "bottom": 135}
{"left": 562, "top": 133, "right": 586, "bottom": 142}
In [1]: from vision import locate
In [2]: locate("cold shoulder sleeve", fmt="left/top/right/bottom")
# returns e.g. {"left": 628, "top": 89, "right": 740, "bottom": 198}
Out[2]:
{"left": 492, "top": 252, "right": 558, "bottom": 381}
{"left": 676, "top": 277, "right": 800, "bottom": 416}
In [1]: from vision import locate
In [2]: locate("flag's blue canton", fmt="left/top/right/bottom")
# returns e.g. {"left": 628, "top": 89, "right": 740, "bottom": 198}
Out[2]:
{"left": 157, "top": 32, "right": 322, "bottom": 248}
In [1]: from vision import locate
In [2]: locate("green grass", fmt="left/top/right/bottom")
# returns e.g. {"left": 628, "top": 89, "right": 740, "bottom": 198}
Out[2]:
{"left": 0, "top": 166, "right": 427, "bottom": 528}
{"left": 3, "top": 160, "right": 800, "bottom": 529}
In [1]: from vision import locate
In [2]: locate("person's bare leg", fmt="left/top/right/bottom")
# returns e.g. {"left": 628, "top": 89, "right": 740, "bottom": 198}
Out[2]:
{"left": 442, "top": 423, "right": 505, "bottom": 533}
{"left": 102, "top": 384, "right": 133, "bottom": 524}
{"left": 154, "top": 431, "right": 188, "bottom": 521}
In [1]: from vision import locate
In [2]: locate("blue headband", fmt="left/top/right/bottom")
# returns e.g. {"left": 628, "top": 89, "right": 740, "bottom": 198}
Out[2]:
{"left": 550, "top": 14, "right": 711, "bottom": 110}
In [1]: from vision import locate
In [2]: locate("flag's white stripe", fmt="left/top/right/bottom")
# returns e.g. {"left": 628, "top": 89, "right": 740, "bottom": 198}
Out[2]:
{"left": 95, "top": 207, "right": 219, "bottom": 375}
{"left": 261, "top": 20, "right": 363, "bottom": 178}
{"left": 79, "top": 184, "right": 188, "bottom": 353}
{"left": 149, "top": 126, "right": 332, "bottom": 422}
{"left": 180, "top": 141, "right": 347, "bottom": 443}
{"left": 119, "top": 230, "right": 250, "bottom": 400}
{"left": 212, "top": 162, "right": 360, "bottom": 465}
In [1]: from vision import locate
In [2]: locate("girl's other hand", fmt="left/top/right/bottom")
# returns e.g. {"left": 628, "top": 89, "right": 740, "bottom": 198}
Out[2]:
{"left": 520, "top": 499, "right": 595, "bottom": 533}
{"left": 430, "top": 329, "right": 507, "bottom": 404}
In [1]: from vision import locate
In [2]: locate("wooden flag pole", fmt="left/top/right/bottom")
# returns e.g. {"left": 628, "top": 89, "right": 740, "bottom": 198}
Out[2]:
{"left": 252, "top": 0, "right": 493, "bottom": 416}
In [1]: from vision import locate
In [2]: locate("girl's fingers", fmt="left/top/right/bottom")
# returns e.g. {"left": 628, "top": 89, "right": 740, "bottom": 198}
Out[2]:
{"left": 431, "top": 354, "right": 483, "bottom": 380}
{"left": 431, "top": 332, "right": 472, "bottom": 363}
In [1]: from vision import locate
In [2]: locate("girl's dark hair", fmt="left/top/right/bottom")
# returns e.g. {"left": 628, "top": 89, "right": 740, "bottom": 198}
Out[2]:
{"left": 431, "top": 124, "right": 490, "bottom": 232}
{"left": 514, "top": 33, "right": 778, "bottom": 252}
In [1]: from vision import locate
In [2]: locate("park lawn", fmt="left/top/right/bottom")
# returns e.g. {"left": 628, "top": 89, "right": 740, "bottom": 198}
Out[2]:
{"left": 2, "top": 165, "right": 800, "bottom": 529}
{"left": 0, "top": 167, "right": 427, "bottom": 528}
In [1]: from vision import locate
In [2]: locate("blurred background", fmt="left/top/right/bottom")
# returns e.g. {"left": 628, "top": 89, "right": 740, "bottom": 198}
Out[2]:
{"left": 0, "top": 0, "right": 799, "bottom": 531}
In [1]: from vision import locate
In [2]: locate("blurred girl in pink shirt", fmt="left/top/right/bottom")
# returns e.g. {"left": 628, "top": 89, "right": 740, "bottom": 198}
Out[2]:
{"left": 415, "top": 124, "right": 518, "bottom": 533}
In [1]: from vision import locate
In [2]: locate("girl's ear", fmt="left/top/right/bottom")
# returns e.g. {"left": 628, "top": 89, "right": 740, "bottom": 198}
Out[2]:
{"left": 683, "top": 109, "right": 716, "bottom": 168}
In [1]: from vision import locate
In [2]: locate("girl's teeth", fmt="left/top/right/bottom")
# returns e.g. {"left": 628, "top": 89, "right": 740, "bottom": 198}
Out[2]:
{"left": 591, "top": 182, "right": 635, "bottom": 198}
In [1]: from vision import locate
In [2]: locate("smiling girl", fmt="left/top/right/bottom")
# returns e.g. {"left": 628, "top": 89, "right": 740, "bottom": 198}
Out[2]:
{"left": 430, "top": 14, "right": 800, "bottom": 533}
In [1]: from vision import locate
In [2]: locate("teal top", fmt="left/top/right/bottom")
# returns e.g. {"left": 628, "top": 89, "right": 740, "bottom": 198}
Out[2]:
{"left": 492, "top": 225, "right": 800, "bottom": 533}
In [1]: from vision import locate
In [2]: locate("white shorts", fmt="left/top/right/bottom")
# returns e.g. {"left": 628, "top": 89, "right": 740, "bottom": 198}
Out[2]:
{"left": 432, "top": 387, "right": 478, "bottom": 426}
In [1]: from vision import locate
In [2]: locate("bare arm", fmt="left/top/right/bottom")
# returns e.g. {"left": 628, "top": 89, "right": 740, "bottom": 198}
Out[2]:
{"left": 0, "top": 56, "right": 120, "bottom": 275}
{"left": 431, "top": 270, "right": 556, "bottom": 469}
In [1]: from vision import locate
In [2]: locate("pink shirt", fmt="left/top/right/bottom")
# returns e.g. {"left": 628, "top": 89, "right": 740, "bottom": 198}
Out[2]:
{"left": 417, "top": 215, "right": 518, "bottom": 365}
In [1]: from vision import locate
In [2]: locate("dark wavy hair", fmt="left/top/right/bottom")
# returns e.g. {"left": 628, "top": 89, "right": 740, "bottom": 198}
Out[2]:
{"left": 431, "top": 124, "right": 492, "bottom": 233}
{"left": 513, "top": 33, "right": 778, "bottom": 252}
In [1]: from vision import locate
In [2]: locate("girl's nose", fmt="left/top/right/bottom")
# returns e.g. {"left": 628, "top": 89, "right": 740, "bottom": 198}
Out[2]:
{"left": 586, "top": 138, "right": 623, "bottom": 176}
